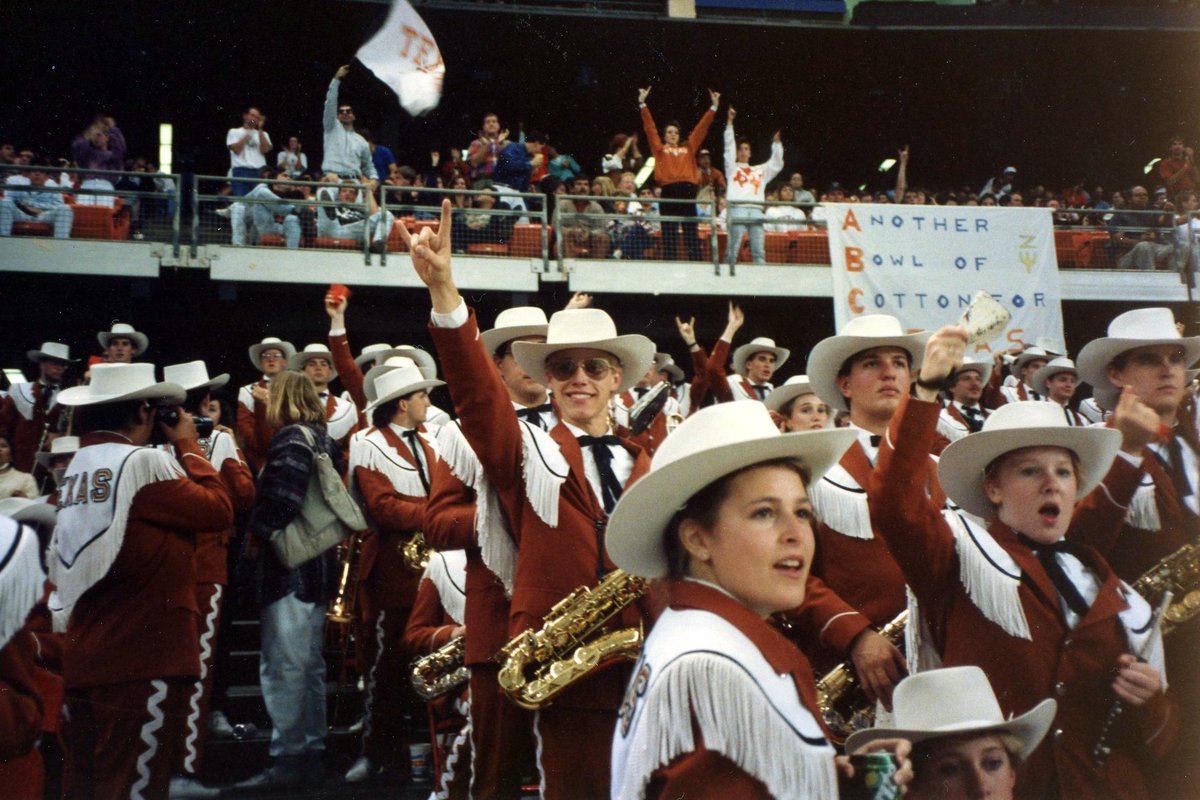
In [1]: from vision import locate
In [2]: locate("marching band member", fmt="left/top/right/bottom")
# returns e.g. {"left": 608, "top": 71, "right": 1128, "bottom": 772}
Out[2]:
{"left": 869, "top": 324, "right": 1177, "bottom": 799}
{"left": 606, "top": 401, "right": 910, "bottom": 798}
{"left": 402, "top": 549, "right": 470, "bottom": 800}
{"left": 0, "top": 341, "right": 75, "bottom": 473}
{"left": 764, "top": 375, "right": 830, "bottom": 432}
{"left": 1030, "top": 356, "right": 1085, "bottom": 425}
{"left": 846, "top": 667, "right": 1055, "bottom": 800}
{"left": 288, "top": 344, "right": 361, "bottom": 451}
{"left": 988, "top": 344, "right": 1051, "bottom": 406}
{"left": 935, "top": 357, "right": 992, "bottom": 447}
{"left": 672, "top": 303, "right": 740, "bottom": 413}
{"left": 237, "top": 336, "right": 296, "bottom": 471}
{"left": 404, "top": 200, "right": 656, "bottom": 800}
{"left": 345, "top": 362, "right": 445, "bottom": 783}
{"left": 1075, "top": 307, "right": 1200, "bottom": 798}
{"left": 98, "top": 322, "right": 150, "bottom": 364}
{"left": 51, "top": 363, "right": 233, "bottom": 798}
{"left": 161, "top": 361, "right": 256, "bottom": 797}
{"left": 717, "top": 335, "right": 789, "bottom": 402}
{"left": 425, "top": 305, "right": 552, "bottom": 799}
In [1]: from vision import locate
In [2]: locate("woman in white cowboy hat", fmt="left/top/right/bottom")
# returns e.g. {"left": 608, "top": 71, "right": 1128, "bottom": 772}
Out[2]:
{"left": 764, "top": 375, "right": 830, "bottom": 432}
{"left": 607, "top": 401, "right": 912, "bottom": 799}
{"left": 846, "top": 666, "right": 1055, "bottom": 800}
{"left": 868, "top": 324, "right": 1176, "bottom": 800}
{"left": 239, "top": 336, "right": 297, "bottom": 471}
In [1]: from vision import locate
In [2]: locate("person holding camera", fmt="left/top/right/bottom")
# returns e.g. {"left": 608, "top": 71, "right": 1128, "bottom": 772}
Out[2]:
{"left": 49, "top": 363, "right": 234, "bottom": 799}
{"left": 227, "top": 106, "right": 272, "bottom": 197}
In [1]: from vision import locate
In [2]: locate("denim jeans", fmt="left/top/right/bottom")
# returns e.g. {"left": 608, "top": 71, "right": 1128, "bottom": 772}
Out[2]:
{"left": 726, "top": 205, "right": 765, "bottom": 266}
{"left": 259, "top": 592, "right": 327, "bottom": 758}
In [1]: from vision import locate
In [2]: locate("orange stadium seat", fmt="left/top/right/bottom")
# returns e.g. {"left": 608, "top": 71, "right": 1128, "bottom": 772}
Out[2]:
{"left": 68, "top": 197, "right": 130, "bottom": 240}
{"left": 508, "top": 223, "right": 548, "bottom": 258}
{"left": 763, "top": 231, "right": 792, "bottom": 264}
{"left": 790, "top": 230, "right": 831, "bottom": 264}
{"left": 313, "top": 236, "right": 360, "bottom": 251}
{"left": 1053, "top": 229, "right": 1076, "bottom": 268}
{"left": 1072, "top": 230, "right": 1116, "bottom": 269}
{"left": 465, "top": 242, "right": 509, "bottom": 256}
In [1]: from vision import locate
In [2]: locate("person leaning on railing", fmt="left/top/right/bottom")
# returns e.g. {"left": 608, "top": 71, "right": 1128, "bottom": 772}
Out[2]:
{"left": 0, "top": 160, "right": 73, "bottom": 239}
{"left": 1109, "top": 185, "right": 1174, "bottom": 270}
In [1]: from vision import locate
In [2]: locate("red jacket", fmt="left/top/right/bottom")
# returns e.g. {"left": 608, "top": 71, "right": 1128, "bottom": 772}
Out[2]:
{"left": 0, "top": 383, "right": 66, "bottom": 473}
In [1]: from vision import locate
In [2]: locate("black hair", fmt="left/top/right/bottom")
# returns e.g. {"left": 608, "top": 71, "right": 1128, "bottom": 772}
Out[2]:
{"left": 77, "top": 399, "right": 144, "bottom": 434}
{"left": 525, "top": 130, "right": 548, "bottom": 144}
{"left": 371, "top": 397, "right": 401, "bottom": 429}
{"left": 183, "top": 386, "right": 212, "bottom": 415}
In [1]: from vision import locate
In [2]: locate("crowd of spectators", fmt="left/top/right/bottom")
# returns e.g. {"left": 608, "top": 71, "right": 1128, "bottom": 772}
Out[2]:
{"left": 3, "top": 85, "right": 1198, "bottom": 271}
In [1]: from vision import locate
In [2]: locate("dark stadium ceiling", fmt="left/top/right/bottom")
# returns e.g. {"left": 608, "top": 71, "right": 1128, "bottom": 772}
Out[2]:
{"left": 346, "top": 0, "right": 1200, "bottom": 32}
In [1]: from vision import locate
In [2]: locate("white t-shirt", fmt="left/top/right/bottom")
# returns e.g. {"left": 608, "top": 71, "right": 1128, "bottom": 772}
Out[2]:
{"left": 227, "top": 127, "right": 272, "bottom": 170}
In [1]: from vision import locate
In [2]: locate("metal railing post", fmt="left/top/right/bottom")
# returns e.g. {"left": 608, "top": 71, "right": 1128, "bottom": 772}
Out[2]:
{"left": 190, "top": 174, "right": 200, "bottom": 258}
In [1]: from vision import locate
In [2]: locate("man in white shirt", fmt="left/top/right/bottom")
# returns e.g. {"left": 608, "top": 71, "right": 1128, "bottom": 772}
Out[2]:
{"left": 723, "top": 106, "right": 783, "bottom": 267}
{"left": 226, "top": 107, "right": 271, "bottom": 197}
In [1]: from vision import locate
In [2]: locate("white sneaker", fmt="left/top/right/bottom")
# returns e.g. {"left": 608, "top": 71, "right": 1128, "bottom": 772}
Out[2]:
{"left": 344, "top": 755, "right": 375, "bottom": 783}
{"left": 207, "top": 710, "right": 235, "bottom": 739}
{"left": 214, "top": 207, "right": 231, "bottom": 218}
{"left": 169, "top": 775, "right": 219, "bottom": 799}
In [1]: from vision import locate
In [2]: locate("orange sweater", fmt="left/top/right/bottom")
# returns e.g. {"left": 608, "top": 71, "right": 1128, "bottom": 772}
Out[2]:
{"left": 641, "top": 106, "right": 715, "bottom": 187}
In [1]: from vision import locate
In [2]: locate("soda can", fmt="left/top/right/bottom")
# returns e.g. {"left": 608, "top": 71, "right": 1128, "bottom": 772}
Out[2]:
{"left": 410, "top": 742, "right": 433, "bottom": 782}
{"left": 843, "top": 752, "right": 900, "bottom": 800}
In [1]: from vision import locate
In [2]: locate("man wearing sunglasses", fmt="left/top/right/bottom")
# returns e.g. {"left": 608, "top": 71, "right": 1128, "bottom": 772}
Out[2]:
{"left": 322, "top": 64, "right": 378, "bottom": 186}
{"left": 404, "top": 200, "right": 655, "bottom": 800}
{"left": 237, "top": 337, "right": 296, "bottom": 472}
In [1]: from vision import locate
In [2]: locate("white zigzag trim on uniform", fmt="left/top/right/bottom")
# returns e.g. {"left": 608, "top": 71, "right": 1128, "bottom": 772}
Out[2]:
{"left": 183, "top": 584, "right": 223, "bottom": 774}
{"left": 130, "top": 679, "right": 168, "bottom": 800}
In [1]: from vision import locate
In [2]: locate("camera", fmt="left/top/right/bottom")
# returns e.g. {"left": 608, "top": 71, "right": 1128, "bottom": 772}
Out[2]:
{"left": 154, "top": 406, "right": 215, "bottom": 439}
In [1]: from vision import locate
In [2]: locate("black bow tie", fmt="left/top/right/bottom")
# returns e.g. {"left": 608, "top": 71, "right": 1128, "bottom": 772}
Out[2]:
{"left": 516, "top": 403, "right": 553, "bottom": 431}
{"left": 868, "top": 435, "right": 882, "bottom": 448}
{"left": 577, "top": 435, "right": 624, "bottom": 513}
{"left": 753, "top": 384, "right": 770, "bottom": 401}
{"left": 633, "top": 387, "right": 648, "bottom": 399}
{"left": 961, "top": 405, "right": 984, "bottom": 433}
{"left": 1017, "top": 534, "right": 1091, "bottom": 618}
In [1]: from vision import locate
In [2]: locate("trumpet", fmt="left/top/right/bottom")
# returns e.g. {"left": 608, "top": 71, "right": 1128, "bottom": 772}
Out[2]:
{"left": 497, "top": 568, "right": 647, "bottom": 710}
{"left": 326, "top": 532, "right": 363, "bottom": 624}
{"left": 816, "top": 610, "right": 907, "bottom": 745}
{"left": 403, "top": 531, "right": 432, "bottom": 572}
{"left": 411, "top": 635, "right": 469, "bottom": 700}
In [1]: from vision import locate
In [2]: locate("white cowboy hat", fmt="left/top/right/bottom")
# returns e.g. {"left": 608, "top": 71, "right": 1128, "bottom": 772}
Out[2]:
{"left": 392, "top": 345, "right": 438, "bottom": 381}
{"left": 954, "top": 357, "right": 993, "bottom": 386}
{"left": 163, "top": 360, "right": 229, "bottom": 393}
{"left": 480, "top": 307, "right": 551, "bottom": 357}
{"left": 511, "top": 309, "right": 655, "bottom": 393}
{"left": 731, "top": 337, "right": 790, "bottom": 377}
{"left": 288, "top": 344, "right": 338, "bottom": 380}
{"left": 26, "top": 342, "right": 77, "bottom": 364}
{"left": 655, "top": 353, "right": 685, "bottom": 384}
{"left": 807, "top": 315, "right": 930, "bottom": 413}
{"left": 937, "top": 401, "right": 1121, "bottom": 518}
{"left": 247, "top": 337, "right": 296, "bottom": 370}
{"left": 1011, "top": 346, "right": 1052, "bottom": 375}
{"left": 35, "top": 436, "right": 79, "bottom": 469}
{"left": 0, "top": 497, "right": 57, "bottom": 531}
{"left": 363, "top": 363, "right": 445, "bottom": 414}
{"left": 353, "top": 343, "right": 406, "bottom": 369}
{"left": 1076, "top": 308, "right": 1200, "bottom": 411}
{"left": 1033, "top": 337, "right": 1064, "bottom": 357}
{"left": 363, "top": 356, "right": 419, "bottom": 403}
{"left": 764, "top": 375, "right": 818, "bottom": 413}
{"left": 1030, "top": 357, "right": 1078, "bottom": 397}
{"left": 97, "top": 323, "right": 149, "bottom": 355}
{"left": 58, "top": 363, "right": 185, "bottom": 407}
{"left": 606, "top": 402, "right": 857, "bottom": 578}
{"left": 845, "top": 666, "right": 1056, "bottom": 763}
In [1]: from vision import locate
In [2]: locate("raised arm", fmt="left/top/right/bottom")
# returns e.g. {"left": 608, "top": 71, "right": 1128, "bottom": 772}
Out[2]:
{"left": 324, "top": 66, "right": 350, "bottom": 132}
{"left": 638, "top": 87, "right": 662, "bottom": 154}
{"left": 895, "top": 146, "right": 909, "bottom": 204}
{"left": 687, "top": 89, "right": 720, "bottom": 153}
{"left": 723, "top": 107, "right": 737, "bottom": 177}
{"left": 326, "top": 292, "right": 367, "bottom": 411}
{"left": 706, "top": 301, "right": 744, "bottom": 404}
{"left": 764, "top": 130, "right": 784, "bottom": 183}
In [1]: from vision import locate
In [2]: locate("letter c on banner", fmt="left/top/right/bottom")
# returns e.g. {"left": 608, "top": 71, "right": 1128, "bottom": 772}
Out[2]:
{"left": 848, "top": 288, "right": 865, "bottom": 314}
{"left": 846, "top": 247, "right": 865, "bottom": 272}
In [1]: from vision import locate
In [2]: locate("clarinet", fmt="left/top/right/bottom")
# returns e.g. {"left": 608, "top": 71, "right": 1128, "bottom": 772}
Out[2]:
{"left": 1091, "top": 589, "right": 1173, "bottom": 766}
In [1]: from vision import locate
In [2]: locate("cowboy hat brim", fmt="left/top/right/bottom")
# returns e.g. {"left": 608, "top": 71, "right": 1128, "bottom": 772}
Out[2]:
{"left": 512, "top": 334, "right": 656, "bottom": 393}
{"left": 606, "top": 427, "right": 857, "bottom": 578}
{"left": 845, "top": 698, "right": 1056, "bottom": 763}
{"left": 480, "top": 325, "right": 550, "bottom": 359}
{"left": 764, "top": 379, "right": 817, "bottom": 413}
{"left": 1030, "top": 364, "right": 1076, "bottom": 397}
{"left": 354, "top": 347, "right": 406, "bottom": 369}
{"left": 58, "top": 381, "right": 186, "bottom": 407}
{"left": 247, "top": 340, "right": 297, "bottom": 370}
{"left": 937, "top": 424, "right": 1121, "bottom": 518}
{"left": 1077, "top": 336, "right": 1200, "bottom": 411}
{"left": 731, "top": 343, "right": 791, "bottom": 377}
{"left": 288, "top": 351, "right": 338, "bottom": 381}
{"left": 0, "top": 498, "right": 57, "bottom": 530}
{"left": 97, "top": 331, "right": 149, "bottom": 354}
{"left": 807, "top": 331, "right": 930, "bottom": 412}
{"left": 26, "top": 350, "right": 78, "bottom": 364}
{"left": 363, "top": 378, "right": 446, "bottom": 414}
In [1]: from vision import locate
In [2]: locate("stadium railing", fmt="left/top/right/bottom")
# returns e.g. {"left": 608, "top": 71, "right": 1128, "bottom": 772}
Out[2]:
{"left": 554, "top": 194, "right": 721, "bottom": 272}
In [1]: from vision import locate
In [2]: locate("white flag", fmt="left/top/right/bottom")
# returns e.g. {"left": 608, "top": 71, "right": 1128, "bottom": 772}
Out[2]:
{"left": 355, "top": 0, "right": 445, "bottom": 116}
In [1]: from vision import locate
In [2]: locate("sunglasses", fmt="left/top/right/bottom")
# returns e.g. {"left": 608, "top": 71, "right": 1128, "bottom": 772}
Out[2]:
{"left": 546, "top": 357, "right": 617, "bottom": 381}
{"left": 338, "top": 107, "right": 353, "bottom": 114}
{"left": 260, "top": 352, "right": 286, "bottom": 360}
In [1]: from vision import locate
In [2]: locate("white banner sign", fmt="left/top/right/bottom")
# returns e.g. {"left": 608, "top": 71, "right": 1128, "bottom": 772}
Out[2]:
{"left": 826, "top": 204, "right": 1063, "bottom": 354}
{"left": 356, "top": 0, "right": 445, "bottom": 116}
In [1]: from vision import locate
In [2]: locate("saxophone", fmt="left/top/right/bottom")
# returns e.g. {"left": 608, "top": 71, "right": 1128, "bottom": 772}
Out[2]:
{"left": 326, "top": 532, "right": 362, "bottom": 624}
{"left": 816, "top": 610, "right": 908, "bottom": 745}
{"left": 1132, "top": 542, "right": 1200, "bottom": 637}
{"left": 410, "top": 635, "right": 469, "bottom": 700}
{"left": 497, "top": 568, "right": 648, "bottom": 710}
{"left": 403, "top": 531, "right": 432, "bottom": 572}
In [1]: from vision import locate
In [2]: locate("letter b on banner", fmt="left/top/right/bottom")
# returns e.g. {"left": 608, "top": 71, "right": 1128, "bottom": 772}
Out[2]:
{"left": 846, "top": 247, "right": 865, "bottom": 272}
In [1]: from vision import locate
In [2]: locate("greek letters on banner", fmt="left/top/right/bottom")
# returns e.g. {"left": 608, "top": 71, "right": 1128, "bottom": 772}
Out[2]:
{"left": 355, "top": 0, "right": 445, "bottom": 116}
{"left": 826, "top": 204, "right": 1064, "bottom": 353}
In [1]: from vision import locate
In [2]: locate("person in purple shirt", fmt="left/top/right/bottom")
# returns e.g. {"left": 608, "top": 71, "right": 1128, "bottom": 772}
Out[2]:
{"left": 70, "top": 115, "right": 126, "bottom": 207}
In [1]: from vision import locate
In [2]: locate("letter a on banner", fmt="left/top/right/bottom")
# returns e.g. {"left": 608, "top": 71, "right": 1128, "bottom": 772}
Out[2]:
{"left": 356, "top": 0, "right": 446, "bottom": 116}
